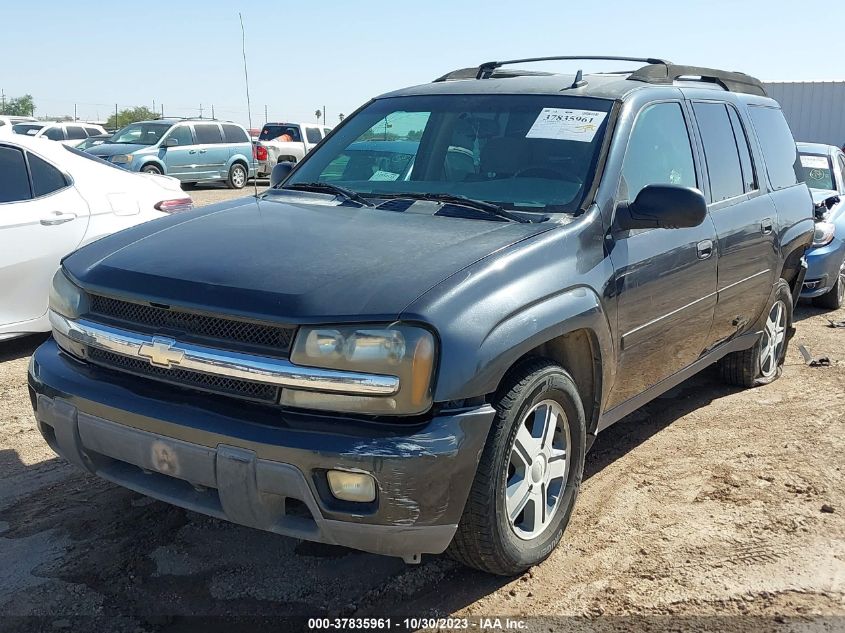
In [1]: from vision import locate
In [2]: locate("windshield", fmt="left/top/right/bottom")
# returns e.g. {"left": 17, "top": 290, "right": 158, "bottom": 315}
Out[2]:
{"left": 13, "top": 123, "right": 45, "bottom": 136}
{"left": 109, "top": 122, "right": 171, "bottom": 145}
{"left": 286, "top": 94, "right": 612, "bottom": 213}
{"left": 799, "top": 152, "right": 834, "bottom": 190}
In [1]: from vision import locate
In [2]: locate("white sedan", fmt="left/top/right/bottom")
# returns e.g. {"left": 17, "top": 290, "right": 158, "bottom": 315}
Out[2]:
{"left": 0, "top": 135, "right": 193, "bottom": 341}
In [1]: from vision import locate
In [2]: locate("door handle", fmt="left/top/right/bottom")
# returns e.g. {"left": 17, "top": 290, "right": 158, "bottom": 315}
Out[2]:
{"left": 188, "top": 150, "right": 197, "bottom": 154}
{"left": 696, "top": 239, "right": 714, "bottom": 260}
{"left": 40, "top": 212, "right": 76, "bottom": 226}
{"left": 198, "top": 149, "right": 207, "bottom": 154}
{"left": 761, "top": 218, "right": 773, "bottom": 235}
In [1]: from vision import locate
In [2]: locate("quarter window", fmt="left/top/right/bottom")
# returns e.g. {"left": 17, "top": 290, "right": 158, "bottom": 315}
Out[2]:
{"left": 838, "top": 155, "right": 845, "bottom": 193}
{"left": 621, "top": 102, "right": 697, "bottom": 201}
{"left": 84, "top": 127, "right": 102, "bottom": 137}
{"left": 693, "top": 102, "right": 744, "bottom": 202}
{"left": 305, "top": 127, "right": 322, "bottom": 143}
{"left": 194, "top": 124, "right": 223, "bottom": 144}
{"left": 28, "top": 153, "right": 68, "bottom": 197}
{"left": 748, "top": 106, "right": 800, "bottom": 190}
{"left": 221, "top": 124, "right": 249, "bottom": 143}
{"left": 0, "top": 146, "right": 32, "bottom": 203}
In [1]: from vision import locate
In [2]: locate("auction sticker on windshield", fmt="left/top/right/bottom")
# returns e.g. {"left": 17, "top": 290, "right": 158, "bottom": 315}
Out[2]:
{"left": 526, "top": 108, "right": 607, "bottom": 142}
{"left": 800, "top": 155, "right": 828, "bottom": 170}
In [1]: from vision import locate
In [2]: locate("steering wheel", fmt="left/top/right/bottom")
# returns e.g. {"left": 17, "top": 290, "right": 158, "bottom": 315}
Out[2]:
{"left": 512, "top": 166, "right": 582, "bottom": 183}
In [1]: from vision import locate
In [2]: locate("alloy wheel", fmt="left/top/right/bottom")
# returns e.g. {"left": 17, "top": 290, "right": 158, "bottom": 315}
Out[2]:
{"left": 232, "top": 166, "right": 246, "bottom": 188}
{"left": 760, "top": 299, "right": 787, "bottom": 378}
{"left": 506, "top": 399, "right": 570, "bottom": 540}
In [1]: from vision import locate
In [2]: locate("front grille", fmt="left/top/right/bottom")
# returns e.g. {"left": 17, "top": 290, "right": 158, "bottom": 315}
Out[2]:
{"left": 89, "top": 295, "right": 295, "bottom": 357}
{"left": 88, "top": 348, "right": 280, "bottom": 403}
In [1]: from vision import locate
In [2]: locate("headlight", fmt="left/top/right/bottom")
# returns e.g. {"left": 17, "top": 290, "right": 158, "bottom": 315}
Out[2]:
{"left": 49, "top": 269, "right": 89, "bottom": 319}
{"left": 283, "top": 324, "right": 436, "bottom": 415}
{"left": 813, "top": 221, "right": 835, "bottom": 247}
{"left": 110, "top": 154, "right": 133, "bottom": 164}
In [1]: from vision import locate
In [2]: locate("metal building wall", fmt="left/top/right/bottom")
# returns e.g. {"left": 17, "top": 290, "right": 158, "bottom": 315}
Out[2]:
{"left": 763, "top": 81, "right": 845, "bottom": 146}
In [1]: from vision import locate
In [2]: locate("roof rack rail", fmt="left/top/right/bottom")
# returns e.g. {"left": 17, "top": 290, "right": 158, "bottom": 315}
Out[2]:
{"left": 628, "top": 63, "right": 767, "bottom": 96}
{"left": 474, "top": 56, "right": 671, "bottom": 79}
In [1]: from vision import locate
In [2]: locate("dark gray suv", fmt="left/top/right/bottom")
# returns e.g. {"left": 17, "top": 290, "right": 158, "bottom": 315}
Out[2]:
{"left": 29, "top": 57, "right": 814, "bottom": 575}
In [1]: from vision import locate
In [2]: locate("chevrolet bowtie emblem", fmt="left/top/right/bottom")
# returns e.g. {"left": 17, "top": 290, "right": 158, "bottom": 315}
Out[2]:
{"left": 138, "top": 337, "right": 184, "bottom": 368}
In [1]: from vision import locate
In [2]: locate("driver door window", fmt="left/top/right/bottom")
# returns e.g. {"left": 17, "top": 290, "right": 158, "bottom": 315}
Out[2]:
{"left": 621, "top": 102, "right": 697, "bottom": 201}
{"left": 167, "top": 125, "right": 194, "bottom": 147}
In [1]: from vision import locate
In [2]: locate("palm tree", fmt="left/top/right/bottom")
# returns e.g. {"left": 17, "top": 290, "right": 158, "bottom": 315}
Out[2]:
{"left": 338, "top": 113, "right": 345, "bottom": 122}
{"left": 315, "top": 109, "right": 322, "bottom": 122}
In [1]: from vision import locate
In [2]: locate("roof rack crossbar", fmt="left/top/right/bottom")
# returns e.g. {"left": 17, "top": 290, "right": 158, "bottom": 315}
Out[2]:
{"left": 475, "top": 56, "right": 671, "bottom": 79}
{"left": 629, "top": 64, "right": 767, "bottom": 96}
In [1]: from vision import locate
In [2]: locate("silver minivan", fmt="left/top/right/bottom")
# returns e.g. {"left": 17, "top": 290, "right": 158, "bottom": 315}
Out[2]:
{"left": 89, "top": 118, "right": 255, "bottom": 189}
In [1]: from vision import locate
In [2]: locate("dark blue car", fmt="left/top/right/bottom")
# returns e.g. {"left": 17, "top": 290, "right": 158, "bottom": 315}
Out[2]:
{"left": 797, "top": 142, "right": 845, "bottom": 309}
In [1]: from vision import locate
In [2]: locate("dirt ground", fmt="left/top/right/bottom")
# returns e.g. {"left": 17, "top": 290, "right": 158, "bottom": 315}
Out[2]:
{"left": 1, "top": 186, "right": 843, "bottom": 631}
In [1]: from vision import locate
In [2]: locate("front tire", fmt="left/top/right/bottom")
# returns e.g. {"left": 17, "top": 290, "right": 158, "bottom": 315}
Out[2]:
{"left": 448, "top": 359, "right": 586, "bottom": 575}
{"left": 719, "top": 278, "right": 793, "bottom": 387}
{"left": 813, "top": 259, "right": 845, "bottom": 310}
{"left": 227, "top": 163, "right": 247, "bottom": 189}
{"left": 141, "top": 164, "right": 163, "bottom": 175}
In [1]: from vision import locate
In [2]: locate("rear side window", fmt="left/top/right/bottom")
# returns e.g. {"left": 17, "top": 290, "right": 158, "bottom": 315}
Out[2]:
{"left": 727, "top": 108, "right": 756, "bottom": 192}
{"left": 194, "top": 124, "right": 223, "bottom": 144}
{"left": 621, "top": 102, "right": 697, "bottom": 201}
{"left": 305, "top": 127, "right": 322, "bottom": 143}
{"left": 221, "top": 124, "right": 249, "bottom": 143}
{"left": 44, "top": 127, "right": 65, "bottom": 141}
{"left": 84, "top": 127, "right": 102, "bottom": 137}
{"left": 692, "top": 102, "right": 744, "bottom": 202}
{"left": 66, "top": 126, "right": 87, "bottom": 140}
{"left": 28, "top": 153, "right": 68, "bottom": 197}
{"left": 0, "top": 146, "right": 32, "bottom": 202}
{"left": 259, "top": 125, "right": 302, "bottom": 142}
{"left": 748, "top": 106, "right": 800, "bottom": 190}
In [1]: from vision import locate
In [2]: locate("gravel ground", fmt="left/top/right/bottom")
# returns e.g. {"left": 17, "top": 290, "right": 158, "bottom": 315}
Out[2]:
{"left": 0, "top": 186, "right": 843, "bottom": 631}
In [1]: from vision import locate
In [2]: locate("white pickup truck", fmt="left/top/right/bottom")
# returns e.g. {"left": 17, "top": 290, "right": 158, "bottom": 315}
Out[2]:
{"left": 254, "top": 122, "right": 332, "bottom": 177}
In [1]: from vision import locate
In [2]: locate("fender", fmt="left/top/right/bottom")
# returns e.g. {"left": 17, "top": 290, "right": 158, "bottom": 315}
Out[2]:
{"left": 225, "top": 154, "right": 251, "bottom": 174}
{"left": 429, "top": 285, "right": 614, "bottom": 406}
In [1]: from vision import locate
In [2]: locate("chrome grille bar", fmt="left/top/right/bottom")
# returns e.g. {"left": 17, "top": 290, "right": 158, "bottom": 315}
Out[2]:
{"left": 50, "top": 312, "right": 399, "bottom": 397}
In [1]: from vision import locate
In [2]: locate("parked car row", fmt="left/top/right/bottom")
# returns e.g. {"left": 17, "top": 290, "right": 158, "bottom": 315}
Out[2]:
{"left": 24, "top": 57, "right": 818, "bottom": 577}
{"left": 10, "top": 120, "right": 107, "bottom": 144}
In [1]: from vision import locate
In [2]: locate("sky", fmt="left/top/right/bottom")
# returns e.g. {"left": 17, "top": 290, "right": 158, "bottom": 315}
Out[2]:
{"left": 2, "top": 0, "right": 844, "bottom": 127}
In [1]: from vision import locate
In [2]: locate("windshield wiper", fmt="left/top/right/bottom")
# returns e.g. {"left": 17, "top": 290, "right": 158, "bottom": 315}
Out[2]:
{"left": 379, "top": 192, "right": 530, "bottom": 223}
{"left": 282, "top": 182, "right": 374, "bottom": 207}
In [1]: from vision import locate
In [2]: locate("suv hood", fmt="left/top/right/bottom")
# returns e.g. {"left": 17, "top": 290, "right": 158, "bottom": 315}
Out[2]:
{"left": 89, "top": 143, "right": 150, "bottom": 157}
{"left": 63, "top": 197, "right": 551, "bottom": 322}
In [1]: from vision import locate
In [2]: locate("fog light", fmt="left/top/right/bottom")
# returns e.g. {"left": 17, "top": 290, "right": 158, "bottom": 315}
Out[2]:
{"left": 327, "top": 470, "right": 376, "bottom": 503}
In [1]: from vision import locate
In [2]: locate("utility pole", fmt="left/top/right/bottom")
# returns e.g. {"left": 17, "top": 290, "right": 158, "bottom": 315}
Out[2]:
{"left": 161, "top": 104, "right": 164, "bottom": 118}
{"left": 115, "top": 103, "right": 118, "bottom": 127}
{"left": 152, "top": 99, "right": 156, "bottom": 117}
{"left": 323, "top": 105, "right": 326, "bottom": 126}
{"left": 74, "top": 104, "right": 77, "bottom": 121}
{"left": 1, "top": 89, "right": 5, "bottom": 115}
{"left": 199, "top": 103, "right": 203, "bottom": 118}
{"left": 264, "top": 104, "right": 268, "bottom": 123}
{"left": 211, "top": 104, "right": 215, "bottom": 119}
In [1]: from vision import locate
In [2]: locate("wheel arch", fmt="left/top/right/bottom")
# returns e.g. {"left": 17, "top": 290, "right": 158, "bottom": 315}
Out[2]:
{"left": 138, "top": 159, "right": 166, "bottom": 174}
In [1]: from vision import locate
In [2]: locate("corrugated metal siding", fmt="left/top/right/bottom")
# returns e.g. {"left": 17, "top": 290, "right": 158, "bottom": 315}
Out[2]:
{"left": 763, "top": 81, "right": 845, "bottom": 146}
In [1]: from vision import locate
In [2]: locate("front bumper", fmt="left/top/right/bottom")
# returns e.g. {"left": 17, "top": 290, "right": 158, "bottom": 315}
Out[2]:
{"left": 28, "top": 338, "right": 494, "bottom": 561}
{"left": 801, "top": 238, "right": 845, "bottom": 298}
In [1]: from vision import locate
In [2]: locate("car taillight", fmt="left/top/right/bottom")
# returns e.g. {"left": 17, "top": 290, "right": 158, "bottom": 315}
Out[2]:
{"left": 254, "top": 144, "right": 268, "bottom": 161}
{"left": 154, "top": 198, "right": 194, "bottom": 214}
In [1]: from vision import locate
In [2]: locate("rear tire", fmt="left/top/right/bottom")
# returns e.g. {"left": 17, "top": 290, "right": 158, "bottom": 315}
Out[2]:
{"left": 227, "top": 163, "right": 247, "bottom": 189}
{"left": 141, "top": 164, "right": 163, "bottom": 175}
{"left": 448, "top": 359, "right": 586, "bottom": 575}
{"left": 813, "top": 259, "right": 845, "bottom": 310}
{"left": 719, "top": 279, "right": 792, "bottom": 387}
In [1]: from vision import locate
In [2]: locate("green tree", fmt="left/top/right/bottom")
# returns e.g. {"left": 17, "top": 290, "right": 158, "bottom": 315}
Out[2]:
{"left": 3, "top": 94, "right": 35, "bottom": 116}
{"left": 107, "top": 106, "right": 159, "bottom": 130}
{"left": 314, "top": 109, "right": 322, "bottom": 122}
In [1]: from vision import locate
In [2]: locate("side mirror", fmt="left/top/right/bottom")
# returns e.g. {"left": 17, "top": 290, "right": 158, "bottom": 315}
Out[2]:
{"left": 270, "top": 161, "right": 295, "bottom": 187}
{"left": 615, "top": 185, "right": 707, "bottom": 231}
{"left": 163, "top": 138, "right": 178, "bottom": 147}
